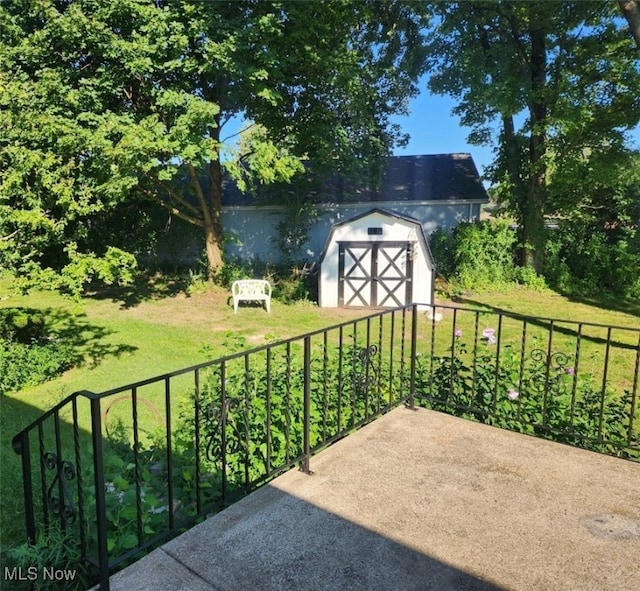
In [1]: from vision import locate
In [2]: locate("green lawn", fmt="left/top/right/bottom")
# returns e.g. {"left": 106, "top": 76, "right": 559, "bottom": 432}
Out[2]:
{"left": 1, "top": 277, "right": 639, "bottom": 554}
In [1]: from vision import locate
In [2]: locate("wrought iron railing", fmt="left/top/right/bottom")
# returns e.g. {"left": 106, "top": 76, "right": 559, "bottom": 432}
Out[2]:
{"left": 11, "top": 306, "right": 418, "bottom": 590}
{"left": 416, "top": 304, "right": 640, "bottom": 459}
{"left": 10, "top": 303, "right": 640, "bottom": 589}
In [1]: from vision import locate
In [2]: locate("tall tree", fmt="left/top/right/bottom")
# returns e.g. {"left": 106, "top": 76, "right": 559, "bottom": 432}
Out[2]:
{"left": 425, "top": 1, "right": 640, "bottom": 271}
{"left": 619, "top": 0, "right": 640, "bottom": 48}
{"left": 0, "top": 0, "right": 428, "bottom": 288}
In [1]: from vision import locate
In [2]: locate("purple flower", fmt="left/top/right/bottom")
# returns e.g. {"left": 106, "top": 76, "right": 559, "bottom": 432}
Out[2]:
{"left": 565, "top": 367, "right": 575, "bottom": 376}
{"left": 507, "top": 389, "right": 519, "bottom": 400}
{"left": 482, "top": 328, "right": 496, "bottom": 344}
{"left": 454, "top": 328, "right": 463, "bottom": 338}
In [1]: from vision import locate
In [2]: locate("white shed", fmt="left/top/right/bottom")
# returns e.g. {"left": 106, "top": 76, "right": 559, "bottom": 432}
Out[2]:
{"left": 318, "top": 208, "right": 435, "bottom": 309}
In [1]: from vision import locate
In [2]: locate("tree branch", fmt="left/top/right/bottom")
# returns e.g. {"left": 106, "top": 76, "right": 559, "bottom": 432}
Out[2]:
{"left": 161, "top": 182, "right": 202, "bottom": 216}
{"left": 142, "top": 188, "right": 204, "bottom": 228}
{"left": 1, "top": 230, "right": 18, "bottom": 241}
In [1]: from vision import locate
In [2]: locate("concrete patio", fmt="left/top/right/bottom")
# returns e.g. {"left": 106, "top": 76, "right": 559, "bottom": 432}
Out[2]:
{"left": 108, "top": 407, "right": 640, "bottom": 591}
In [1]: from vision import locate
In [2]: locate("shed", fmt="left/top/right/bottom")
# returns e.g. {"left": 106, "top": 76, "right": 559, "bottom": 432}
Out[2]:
{"left": 318, "top": 208, "right": 434, "bottom": 309}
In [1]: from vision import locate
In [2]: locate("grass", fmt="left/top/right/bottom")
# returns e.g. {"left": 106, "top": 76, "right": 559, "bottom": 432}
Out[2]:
{"left": 0, "top": 274, "right": 374, "bottom": 553}
{"left": 1, "top": 276, "right": 639, "bottom": 555}
{"left": 427, "top": 288, "right": 640, "bottom": 398}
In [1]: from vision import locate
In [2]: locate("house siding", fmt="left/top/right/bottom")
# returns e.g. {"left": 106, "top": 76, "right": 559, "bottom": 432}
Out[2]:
{"left": 222, "top": 200, "right": 482, "bottom": 264}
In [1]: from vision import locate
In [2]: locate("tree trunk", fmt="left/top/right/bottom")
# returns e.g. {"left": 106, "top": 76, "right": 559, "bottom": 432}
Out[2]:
{"left": 186, "top": 159, "right": 224, "bottom": 280}
{"left": 523, "top": 20, "right": 548, "bottom": 273}
{"left": 204, "top": 219, "right": 223, "bottom": 279}
{"left": 205, "top": 158, "right": 225, "bottom": 279}
{"left": 619, "top": 0, "right": 640, "bottom": 50}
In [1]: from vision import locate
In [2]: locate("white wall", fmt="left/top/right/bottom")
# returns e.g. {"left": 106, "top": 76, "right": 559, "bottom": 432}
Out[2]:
{"left": 318, "top": 210, "right": 433, "bottom": 308}
{"left": 221, "top": 200, "right": 482, "bottom": 264}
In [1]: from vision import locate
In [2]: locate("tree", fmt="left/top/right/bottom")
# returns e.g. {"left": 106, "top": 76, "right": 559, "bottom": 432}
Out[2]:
{"left": 0, "top": 0, "right": 428, "bottom": 290}
{"left": 619, "top": 0, "right": 640, "bottom": 49}
{"left": 424, "top": 1, "right": 640, "bottom": 272}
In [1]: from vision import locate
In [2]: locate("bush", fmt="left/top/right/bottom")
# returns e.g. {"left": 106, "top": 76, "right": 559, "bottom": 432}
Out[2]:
{"left": 0, "top": 308, "right": 47, "bottom": 343}
{"left": 0, "top": 308, "right": 74, "bottom": 395}
{"left": 429, "top": 220, "right": 520, "bottom": 291}
{"left": 544, "top": 219, "right": 640, "bottom": 298}
{"left": 4, "top": 528, "right": 89, "bottom": 591}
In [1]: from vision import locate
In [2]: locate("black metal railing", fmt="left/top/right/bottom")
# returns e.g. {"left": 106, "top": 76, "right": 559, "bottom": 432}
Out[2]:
{"left": 10, "top": 303, "right": 640, "bottom": 589}
{"left": 12, "top": 306, "right": 418, "bottom": 590}
{"left": 416, "top": 304, "right": 640, "bottom": 459}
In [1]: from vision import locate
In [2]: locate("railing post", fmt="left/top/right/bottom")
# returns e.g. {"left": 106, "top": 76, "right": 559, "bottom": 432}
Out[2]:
{"left": 408, "top": 304, "right": 418, "bottom": 410}
{"left": 13, "top": 431, "right": 36, "bottom": 545}
{"left": 300, "top": 336, "right": 312, "bottom": 474}
{"left": 89, "top": 394, "right": 110, "bottom": 591}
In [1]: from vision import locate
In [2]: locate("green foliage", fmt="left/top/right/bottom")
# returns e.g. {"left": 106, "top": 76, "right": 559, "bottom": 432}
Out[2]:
{"left": 270, "top": 267, "right": 316, "bottom": 304}
{"left": 429, "top": 220, "right": 544, "bottom": 291}
{"left": 0, "top": 308, "right": 74, "bottom": 395}
{"left": 544, "top": 218, "right": 640, "bottom": 298}
{"left": 5, "top": 528, "right": 88, "bottom": 591}
{"left": 0, "top": 308, "right": 46, "bottom": 343}
{"left": 452, "top": 220, "right": 517, "bottom": 288}
{"left": 1, "top": 0, "right": 429, "bottom": 284}
{"left": 428, "top": 227, "right": 455, "bottom": 280}
{"left": 173, "top": 341, "right": 402, "bottom": 489}
{"left": 214, "top": 258, "right": 261, "bottom": 289}
{"left": 416, "top": 335, "right": 639, "bottom": 458}
{"left": 425, "top": 2, "right": 640, "bottom": 270}
{"left": 0, "top": 339, "right": 74, "bottom": 396}
{"left": 271, "top": 201, "right": 318, "bottom": 267}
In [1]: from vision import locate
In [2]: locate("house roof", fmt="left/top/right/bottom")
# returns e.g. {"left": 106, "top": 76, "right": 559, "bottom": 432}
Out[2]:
{"left": 317, "top": 207, "right": 435, "bottom": 271}
{"left": 222, "top": 153, "right": 489, "bottom": 207}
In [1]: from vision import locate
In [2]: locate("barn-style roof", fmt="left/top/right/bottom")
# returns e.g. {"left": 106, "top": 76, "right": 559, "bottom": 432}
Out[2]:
{"left": 222, "top": 153, "right": 489, "bottom": 207}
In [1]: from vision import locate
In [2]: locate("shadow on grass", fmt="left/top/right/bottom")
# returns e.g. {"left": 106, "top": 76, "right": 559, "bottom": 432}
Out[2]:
{"left": 2, "top": 306, "right": 137, "bottom": 371}
{"left": 85, "top": 272, "right": 193, "bottom": 309}
{"left": 450, "top": 296, "right": 640, "bottom": 352}
{"left": 561, "top": 292, "right": 640, "bottom": 321}
{"left": 0, "top": 396, "right": 50, "bottom": 551}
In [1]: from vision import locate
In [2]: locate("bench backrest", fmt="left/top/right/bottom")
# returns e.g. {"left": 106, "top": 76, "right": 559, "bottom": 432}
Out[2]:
{"left": 232, "top": 279, "right": 272, "bottom": 297}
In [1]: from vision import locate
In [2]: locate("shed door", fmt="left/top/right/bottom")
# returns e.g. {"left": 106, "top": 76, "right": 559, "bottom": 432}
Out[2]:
{"left": 338, "top": 241, "right": 413, "bottom": 308}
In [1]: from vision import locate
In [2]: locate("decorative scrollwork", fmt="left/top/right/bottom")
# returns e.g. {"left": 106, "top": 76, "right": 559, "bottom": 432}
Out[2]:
{"left": 203, "top": 397, "right": 247, "bottom": 465}
{"left": 529, "top": 349, "right": 570, "bottom": 371}
{"left": 530, "top": 348, "right": 547, "bottom": 365}
{"left": 355, "top": 345, "right": 379, "bottom": 394}
{"left": 43, "top": 452, "right": 77, "bottom": 525}
{"left": 525, "top": 348, "right": 572, "bottom": 400}
{"left": 549, "top": 351, "right": 570, "bottom": 370}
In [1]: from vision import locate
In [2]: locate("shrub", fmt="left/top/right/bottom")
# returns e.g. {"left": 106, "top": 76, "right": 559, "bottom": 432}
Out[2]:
{"left": 0, "top": 308, "right": 46, "bottom": 343}
{"left": 416, "top": 334, "right": 639, "bottom": 458}
{"left": 4, "top": 528, "right": 89, "bottom": 591}
{"left": 429, "top": 220, "right": 519, "bottom": 290}
{"left": 544, "top": 218, "right": 640, "bottom": 298}
{"left": 0, "top": 308, "right": 74, "bottom": 395}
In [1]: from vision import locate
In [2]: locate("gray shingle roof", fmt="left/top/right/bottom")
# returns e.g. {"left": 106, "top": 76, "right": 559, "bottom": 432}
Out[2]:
{"left": 222, "top": 153, "right": 489, "bottom": 207}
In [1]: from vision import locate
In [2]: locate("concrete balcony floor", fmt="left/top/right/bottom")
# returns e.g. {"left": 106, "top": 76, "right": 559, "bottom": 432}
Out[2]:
{"left": 109, "top": 407, "right": 640, "bottom": 591}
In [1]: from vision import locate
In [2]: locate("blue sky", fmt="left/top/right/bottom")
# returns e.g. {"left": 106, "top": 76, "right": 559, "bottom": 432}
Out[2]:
{"left": 390, "top": 91, "right": 494, "bottom": 177}
{"left": 392, "top": 86, "right": 640, "bottom": 182}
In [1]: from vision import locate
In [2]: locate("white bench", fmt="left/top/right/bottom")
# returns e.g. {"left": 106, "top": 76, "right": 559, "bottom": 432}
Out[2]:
{"left": 231, "top": 280, "right": 272, "bottom": 313}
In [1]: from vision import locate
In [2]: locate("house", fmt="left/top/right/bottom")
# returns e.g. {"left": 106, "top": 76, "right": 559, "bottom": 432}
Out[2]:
{"left": 221, "top": 153, "right": 489, "bottom": 267}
